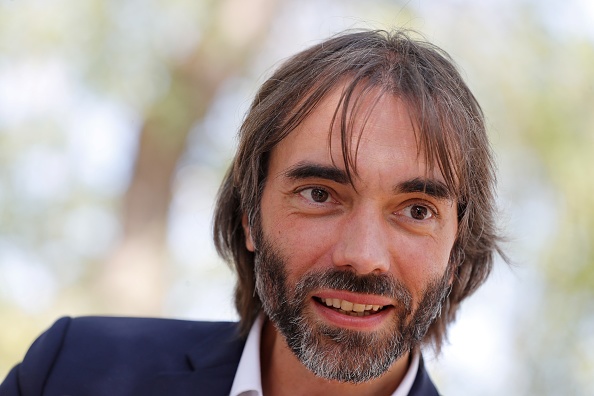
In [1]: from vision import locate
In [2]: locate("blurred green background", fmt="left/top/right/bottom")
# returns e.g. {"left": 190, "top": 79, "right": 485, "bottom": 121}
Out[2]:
{"left": 1, "top": 0, "right": 593, "bottom": 394}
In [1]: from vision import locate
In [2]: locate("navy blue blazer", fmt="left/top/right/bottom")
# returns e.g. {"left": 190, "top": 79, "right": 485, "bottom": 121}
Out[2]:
{"left": 1, "top": 316, "right": 439, "bottom": 395}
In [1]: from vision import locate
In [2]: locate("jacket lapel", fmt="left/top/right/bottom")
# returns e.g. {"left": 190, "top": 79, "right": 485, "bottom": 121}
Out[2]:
{"left": 408, "top": 356, "right": 440, "bottom": 396}
{"left": 136, "top": 322, "right": 246, "bottom": 396}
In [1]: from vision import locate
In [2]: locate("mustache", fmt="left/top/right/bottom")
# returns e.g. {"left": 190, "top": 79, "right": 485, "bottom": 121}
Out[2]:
{"left": 293, "top": 269, "right": 413, "bottom": 308}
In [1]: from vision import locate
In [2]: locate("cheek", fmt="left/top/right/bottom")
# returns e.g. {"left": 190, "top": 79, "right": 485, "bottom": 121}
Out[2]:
{"left": 264, "top": 216, "right": 338, "bottom": 275}
{"left": 393, "top": 235, "right": 453, "bottom": 292}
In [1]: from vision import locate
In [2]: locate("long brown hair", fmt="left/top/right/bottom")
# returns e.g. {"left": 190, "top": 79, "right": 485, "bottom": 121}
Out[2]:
{"left": 213, "top": 29, "right": 505, "bottom": 353}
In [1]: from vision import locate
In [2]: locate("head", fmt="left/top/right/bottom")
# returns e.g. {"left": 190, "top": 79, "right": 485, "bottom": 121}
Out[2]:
{"left": 214, "top": 29, "right": 502, "bottom": 363}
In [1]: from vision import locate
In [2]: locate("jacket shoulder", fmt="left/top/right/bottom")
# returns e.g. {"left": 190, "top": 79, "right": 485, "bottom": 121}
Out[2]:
{"left": 0, "top": 316, "right": 242, "bottom": 396}
{"left": 0, "top": 317, "right": 72, "bottom": 396}
{"left": 58, "top": 316, "right": 239, "bottom": 351}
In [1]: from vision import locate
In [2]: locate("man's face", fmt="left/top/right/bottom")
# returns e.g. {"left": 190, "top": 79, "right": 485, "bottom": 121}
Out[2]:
{"left": 244, "top": 86, "right": 458, "bottom": 383}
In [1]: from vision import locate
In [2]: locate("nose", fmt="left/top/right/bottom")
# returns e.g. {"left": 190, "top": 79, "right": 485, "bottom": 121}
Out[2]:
{"left": 331, "top": 206, "right": 392, "bottom": 275}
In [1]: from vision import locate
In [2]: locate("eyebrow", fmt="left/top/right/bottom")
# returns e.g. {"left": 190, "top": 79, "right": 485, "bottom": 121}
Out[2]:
{"left": 284, "top": 162, "right": 350, "bottom": 184}
{"left": 395, "top": 178, "right": 452, "bottom": 200}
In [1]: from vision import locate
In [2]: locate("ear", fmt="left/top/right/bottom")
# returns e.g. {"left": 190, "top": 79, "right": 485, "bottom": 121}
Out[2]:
{"left": 242, "top": 213, "right": 255, "bottom": 252}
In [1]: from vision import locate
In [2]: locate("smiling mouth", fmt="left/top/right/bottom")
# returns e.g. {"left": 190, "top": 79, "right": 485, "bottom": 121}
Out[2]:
{"left": 314, "top": 297, "right": 388, "bottom": 317}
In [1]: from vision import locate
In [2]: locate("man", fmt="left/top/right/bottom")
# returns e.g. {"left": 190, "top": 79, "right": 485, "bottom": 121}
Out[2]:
{"left": 1, "top": 29, "right": 503, "bottom": 396}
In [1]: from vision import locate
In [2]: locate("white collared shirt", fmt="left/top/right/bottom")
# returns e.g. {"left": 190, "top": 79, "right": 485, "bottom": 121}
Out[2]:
{"left": 229, "top": 315, "right": 419, "bottom": 396}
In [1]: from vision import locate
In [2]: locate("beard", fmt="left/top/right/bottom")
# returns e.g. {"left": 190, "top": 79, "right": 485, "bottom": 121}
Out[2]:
{"left": 253, "top": 235, "right": 452, "bottom": 384}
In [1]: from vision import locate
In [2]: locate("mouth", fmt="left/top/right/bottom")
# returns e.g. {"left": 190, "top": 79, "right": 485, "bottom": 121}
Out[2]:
{"left": 314, "top": 296, "right": 389, "bottom": 317}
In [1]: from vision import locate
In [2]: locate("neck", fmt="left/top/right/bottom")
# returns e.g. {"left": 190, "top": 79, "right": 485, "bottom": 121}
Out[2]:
{"left": 260, "top": 318, "right": 411, "bottom": 396}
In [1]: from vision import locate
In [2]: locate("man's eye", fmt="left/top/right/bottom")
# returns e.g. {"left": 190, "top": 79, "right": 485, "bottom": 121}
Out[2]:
{"left": 404, "top": 204, "right": 433, "bottom": 220}
{"left": 299, "top": 188, "right": 330, "bottom": 203}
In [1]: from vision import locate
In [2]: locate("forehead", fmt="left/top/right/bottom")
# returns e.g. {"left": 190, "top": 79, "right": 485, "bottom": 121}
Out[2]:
{"left": 268, "top": 84, "right": 446, "bottom": 186}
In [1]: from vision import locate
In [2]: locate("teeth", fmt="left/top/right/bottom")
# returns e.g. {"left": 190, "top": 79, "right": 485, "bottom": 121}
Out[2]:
{"left": 339, "top": 309, "right": 372, "bottom": 317}
{"left": 340, "top": 300, "right": 353, "bottom": 311}
{"left": 322, "top": 298, "right": 384, "bottom": 313}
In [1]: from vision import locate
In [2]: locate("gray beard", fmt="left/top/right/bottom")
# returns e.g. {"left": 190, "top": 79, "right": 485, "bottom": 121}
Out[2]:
{"left": 254, "top": 237, "right": 451, "bottom": 384}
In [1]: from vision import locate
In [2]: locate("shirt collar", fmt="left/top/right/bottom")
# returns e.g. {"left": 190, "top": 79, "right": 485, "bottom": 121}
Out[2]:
{"left": 229, "top": 315, "right": 265, "bottom": 396}
{"left": 229, "top": 315, "right": 420, "bottom": 396}
{"left": 392, "top": 348, "right": 419, "bottom": 396}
